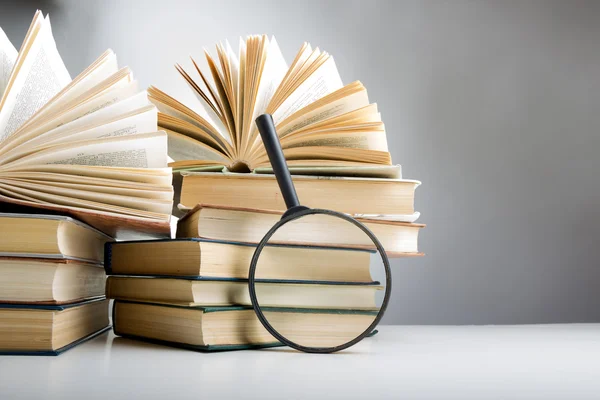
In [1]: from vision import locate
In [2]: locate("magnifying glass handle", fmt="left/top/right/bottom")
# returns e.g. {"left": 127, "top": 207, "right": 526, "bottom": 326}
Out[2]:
{"left": 255, "top": 114, "right": 301, "bottom": 210}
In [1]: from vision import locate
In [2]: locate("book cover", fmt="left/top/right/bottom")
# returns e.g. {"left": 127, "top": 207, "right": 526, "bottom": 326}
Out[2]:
{"left": 112, "top": 300, "right": 378, "bottom": 352}
{"left": 0, "top": 298, "right": 110, "bottom": 355}
{"left": 104, "top": 236, "right": 376, "bottom": 279}
{"left": 0, "top": 326, "right": 111, "bottom": 356}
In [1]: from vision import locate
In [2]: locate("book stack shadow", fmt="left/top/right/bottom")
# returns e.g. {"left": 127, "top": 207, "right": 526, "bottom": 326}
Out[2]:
{"left": 0, "top": 213, "right": 111, "bottom": 355}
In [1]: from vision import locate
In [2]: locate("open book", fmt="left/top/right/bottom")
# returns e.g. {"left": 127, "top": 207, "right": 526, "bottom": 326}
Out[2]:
{"left": 150, "top": 35, "right": 399, "bottom": 178}
{"left": 0, "top": 11, "right": 172, "bottom": 238}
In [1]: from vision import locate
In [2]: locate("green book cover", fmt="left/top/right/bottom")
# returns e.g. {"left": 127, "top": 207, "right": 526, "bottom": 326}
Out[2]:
{"left": 112, "top": 300, "right": 378, "bottom": 352}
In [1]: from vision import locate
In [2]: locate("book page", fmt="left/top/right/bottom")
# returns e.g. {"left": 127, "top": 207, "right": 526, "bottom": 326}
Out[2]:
{"left": 245, "top": 37, "right": 288, "bottom": 144}
{"left": 253, "top": 164, "right": 402, "bottom": 179}
{"left": 278, "top": 88, "right": 370, "bottom": 137}
{"left": 1, "top": 105, "right": 158, "bottom": 164}
{"left": 179, "top": 62, "right": 231, "bottom": 145}
{"left": 18, "top": 78, "right": 138, "bottom": 141}
{"left": 17, "top": 49, "right": 118, "bottom": 134}
{"left": 0, "top": 183, "right": 166, "bottom": 219}
{"left": 0, "top": 27, "right": 17, "bottom": 98}
{"left": 0, "top": 164, "right": 173, "bottom": 186}
{"left": 48, "top": 105, "right": 157, "bottom": 143}
{"left": 0, "top": 90, "right": 150, "bottom": 162}
{"left": 353, "top": 212, "right": 420, "bottom": 223}
{"left": 282, "top": 127, "right": 388, "bottom": 151}
{"left": 4, "top": 131, "right": 168, "bottom": 169}
{"left": 225, "top": 40, "right": 239, "bottom": 117}
{"left": 0, "top": 16, "right": 71, "bottom": 142}
{"left": 1, "top": 77, "right": 138, "bottom": 157}
{"left": 271, "top": 56, "right": 343, "bottom": 125}
{"left": 0, "top": 177, "right": 173, "bottom": 214}
{"left": 166, "top": 129, "right": 229, "bottom": 163}
{"left": 0, "top": 171, "right": 174, "bottom": 198}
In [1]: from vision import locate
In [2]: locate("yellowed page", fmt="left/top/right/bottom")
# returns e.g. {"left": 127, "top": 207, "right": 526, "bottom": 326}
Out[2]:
{"left": 38, "top": 105, "right": 157, "bottom": 145}
{"left": 15, "top": 76, "right": 136, "bottom": 142}
{"left": 0, "top": 105, "right": 157, "bottom": 164}
{"left": 282, "top": 127, "right": 388, "bottom": 152}
{"left": 0, "top": 69, "right": 136, "bottom": 156}
{"left": 166, "top": 129, "right": 230, "bottom": 163}
{"left": 3, "top": 131, "right": 168, "bottom": 169}
{"left": 243, "top": 36, "right": 288, "bottom": 153}
{"left": 0, "top": 164, "right": 172, "bottom": 185}
{"left": 11, "top": 90, "right": 150, "bottom": 153}
{"left": 0, "top": 182, "right": 166, "bottom": 219}
{"left": 0, "top": 172, "right": 174, "bottom": 198}
{"left": 277, "top": 86, "right": 370, "bottom": 137}
{"left": 0, "top": 178, "right": 172, "bottom": 214}
{"left": 271, "top": 56, "right": 343, "bottom": 125}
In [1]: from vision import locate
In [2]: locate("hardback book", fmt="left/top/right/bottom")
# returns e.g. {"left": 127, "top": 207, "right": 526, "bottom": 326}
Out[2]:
{"left": 105, "top": 238, "right": 374, "bottom": 282}
{"left": 0, "top": 298, "right": 110, "bottom": 355}
{"left": 150, "top": 35, "right": 399, "bottom": 178}
{"left": 0, "top": 212, "right": 111, "bottom": 263}
{"left": 0, "top": 11, "right": 172, "bottom": 238}
{"left": 113, "top": 300, "right": 377, "bottom": 351}
{"left": 178, "top": 171, "right": 420, "bottom": 216}
{"left": 106, "top": 276, "right": 380, "bottom": 309}
{"left": 177, "top": 204, "right": 424, "bottom": 256}
{"left": 0, "top": 257, "right": 105, "bottom": 304}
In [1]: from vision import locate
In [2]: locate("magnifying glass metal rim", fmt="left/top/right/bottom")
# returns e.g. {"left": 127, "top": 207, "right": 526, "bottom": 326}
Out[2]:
{"left": 247, "top": 207, "right": 392, "bottom": 354}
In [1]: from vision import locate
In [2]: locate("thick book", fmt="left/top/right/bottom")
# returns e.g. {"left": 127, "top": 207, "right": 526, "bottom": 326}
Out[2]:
{"left": 0, "top": 212, "right": 112, "bottom": 263}
{"left": 106, "top": 276, "right": 380, "bottom": 309}
{"left": 0, "top": 257, "right": 106, "bottom": 304}
{"left": 113, "top": 300, "right": 377, "bottom": 351}
{"left": 150, "top": 36, "right": 399, "bottom": 178}
{"left": 0, "top": 12, "right": 172, "bottom": 238}
{"left": 177, "top": 204, "right": 424, "bottom": 256}
{"left": 178, "top": 171, "right": 420, "bottom": 216}
{"left": 105, "top": 238, "right": 374, "bottom": 282}
{"left": 0, "top": 298, "right": 110, "bottom": 355}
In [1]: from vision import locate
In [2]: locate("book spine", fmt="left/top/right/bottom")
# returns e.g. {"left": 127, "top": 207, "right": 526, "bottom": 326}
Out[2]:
{"left": 112, "top": 300, "right": 119, "bottom": 336}
{"left": 104, "top": 242, "right": 113, "bottom": 274}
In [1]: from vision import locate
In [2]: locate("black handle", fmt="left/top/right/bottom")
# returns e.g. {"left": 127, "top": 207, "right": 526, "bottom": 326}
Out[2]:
{"left": 255, "top": 114, "right": 300, "bottom": 210}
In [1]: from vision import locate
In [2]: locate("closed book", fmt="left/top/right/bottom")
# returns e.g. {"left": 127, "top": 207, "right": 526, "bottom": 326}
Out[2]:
{"left": 177, "top": 204, "right": 424, "bottom": 256}
{"left": 178, "top": 172, "right": 420, "bottom": 216}
{"left": 105, "top": 238, "right": 374, "bottom": 282}
{"left": 0, "top": 298, "right": 110, "bottom": 355}
{"left": 106, "top": 276, "right": 381, "bottom": 309}
{"left": 0, "top": 212, "right": 112, "bottom": 263}
{"left": 0, "top": 257, "right": 106, "bottom": 304}
{"left": 113, "top": 300, "right": 377, "bottom": 351}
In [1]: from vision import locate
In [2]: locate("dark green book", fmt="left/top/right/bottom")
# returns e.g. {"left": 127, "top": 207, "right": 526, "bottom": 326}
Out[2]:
{"left": 113, "top": 300, "right": 378, "bottom": 352}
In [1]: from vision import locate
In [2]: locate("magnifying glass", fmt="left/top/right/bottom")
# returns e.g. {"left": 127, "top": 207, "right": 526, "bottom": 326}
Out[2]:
{"left": 248, "top": 114, "right": 392, "bottom": 354}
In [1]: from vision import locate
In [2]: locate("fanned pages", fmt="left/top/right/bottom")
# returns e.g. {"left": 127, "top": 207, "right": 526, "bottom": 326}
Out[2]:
{"left": 151, "top": 35, "right": 397, "bottom": 178}
{"left": 0, "top": 11, "right": 172, "bottom": 238}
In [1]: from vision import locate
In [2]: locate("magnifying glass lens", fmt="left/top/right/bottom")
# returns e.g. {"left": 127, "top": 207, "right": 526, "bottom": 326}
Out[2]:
{"left": 250, "top": 210, "right": 388, "bottom": 352}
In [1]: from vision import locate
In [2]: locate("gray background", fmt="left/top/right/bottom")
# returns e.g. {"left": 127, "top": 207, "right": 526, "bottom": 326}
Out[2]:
{"left": 2, "top": 0, "right": 599, "bottom": 324}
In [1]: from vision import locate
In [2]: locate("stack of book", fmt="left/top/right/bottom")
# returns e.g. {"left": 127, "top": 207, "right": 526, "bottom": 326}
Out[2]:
{"left": 151, "top": 35, "right": 423, "bottom": 252}
{"left": 105, "top": 236, "right": 383, "bottom": 350}
{"left": 0, "top": 11, "right": 172, "bottom": 355}
{"left": 103, "top": 35, "right": 424, "bottom": 351}
{"left": 0, "top": 213, "right": 111, "bottom": 355}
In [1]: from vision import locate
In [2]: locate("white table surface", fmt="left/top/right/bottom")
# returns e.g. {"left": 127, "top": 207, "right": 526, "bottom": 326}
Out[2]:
{"left": 1, "top": 324, "right": 599, "bottom": 400}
